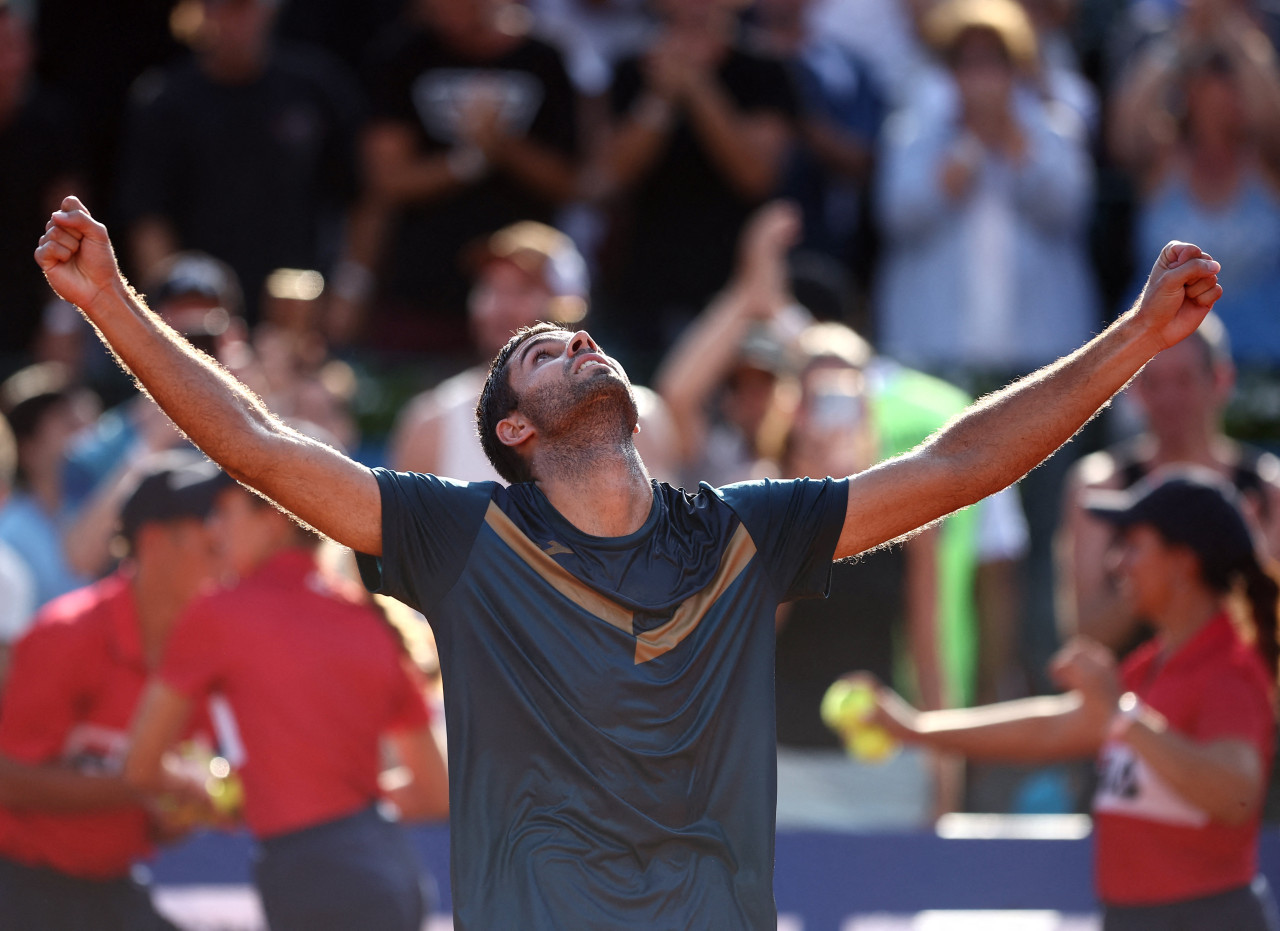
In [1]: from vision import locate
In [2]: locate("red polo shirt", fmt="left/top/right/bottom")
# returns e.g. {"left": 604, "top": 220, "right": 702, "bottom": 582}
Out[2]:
{"left": 159, "top": 548, "right": 431, "bottom": 839}
{"left": 1094, "top": 612, "right": 1275, "bottom": 905}
{"left": 0, "top": 573, "right": 211, "bottom": 879}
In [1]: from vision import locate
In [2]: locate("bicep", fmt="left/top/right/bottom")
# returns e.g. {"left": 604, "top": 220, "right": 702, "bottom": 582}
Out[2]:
{"left": 835, "top": 450, "right": 970, "bottom": 560}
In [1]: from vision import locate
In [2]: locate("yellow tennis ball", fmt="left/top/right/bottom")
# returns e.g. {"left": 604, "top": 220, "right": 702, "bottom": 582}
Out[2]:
{"left": 849, "top": 724, "right": 898, "bottom": 764}
{"left": 820, "top": 678, "right": 876, "bottom": 733}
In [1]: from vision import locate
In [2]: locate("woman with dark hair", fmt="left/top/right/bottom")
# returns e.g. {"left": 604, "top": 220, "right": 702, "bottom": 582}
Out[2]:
{"left": 861, "top": 467, "right": 1280, "bottom": 929}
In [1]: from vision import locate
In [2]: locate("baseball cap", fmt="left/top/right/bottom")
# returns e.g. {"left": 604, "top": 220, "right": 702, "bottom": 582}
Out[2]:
{"left": 119, "top": 454, "right": 235, "bottom": 545}
{"left": 147, "top": 252, "right": 244, "bottom": 319}
{"left": 1083, "top": 467, "right": 1257, "bottom": 582}
{"left": 466, "top": 222, "right": 589, "bottom": 323}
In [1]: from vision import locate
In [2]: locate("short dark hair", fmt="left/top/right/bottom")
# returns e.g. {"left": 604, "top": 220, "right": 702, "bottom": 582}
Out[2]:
{"left": 476, "top": 321, "right": 569, "bottom": 485}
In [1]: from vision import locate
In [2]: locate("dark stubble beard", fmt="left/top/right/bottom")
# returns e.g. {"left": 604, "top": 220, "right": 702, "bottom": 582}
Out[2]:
{"left": 519, "top": 366, "right": 641, "bottom": 477}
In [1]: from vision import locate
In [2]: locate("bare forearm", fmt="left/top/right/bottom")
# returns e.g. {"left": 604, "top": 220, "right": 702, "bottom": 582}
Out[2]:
{"left": 488, "top": 137, "right": 578, "bottom": 204}
{"left": 1126, "top": 720, "right": 1262, "bottom": 824}
{"left": 81, "top": 280, "right": 285, "bottom": 487}
{"left": 655, "top": 286, "right": 761, "bottom": 460}
{"left": 927, "top": 313, "right": 1158, "bottom": 510}
{"left": 911, "top": 694, "right": 1098, "bottom": 762}
{"left": 0, "top": 756, "right": 142, "bottom": 811}
{"left": 602, "top": 111, "right": 673, "bottom": 190}
{"left": 682, "top": 80, "right": 786, "bottom": 198}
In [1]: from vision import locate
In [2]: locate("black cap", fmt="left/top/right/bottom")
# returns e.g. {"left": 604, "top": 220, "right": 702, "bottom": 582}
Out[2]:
{"left": 147, "top": 252, "right": 243, "bottom": 318}
{"left": 119, "top": 454, "right": 235, "bottom": 545}
{"left": 1083, "top": 468, "right": 1257, "bottom": 584}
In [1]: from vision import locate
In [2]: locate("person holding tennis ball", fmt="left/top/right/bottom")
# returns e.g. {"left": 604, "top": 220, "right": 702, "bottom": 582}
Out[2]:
{"left": 857, "top": 467, "right": 1280, "bottom": 930}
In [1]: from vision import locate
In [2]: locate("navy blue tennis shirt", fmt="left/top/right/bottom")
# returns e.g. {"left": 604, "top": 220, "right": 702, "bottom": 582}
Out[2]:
{"left": 356, "top": 469, "right": 849, "bottom": 930}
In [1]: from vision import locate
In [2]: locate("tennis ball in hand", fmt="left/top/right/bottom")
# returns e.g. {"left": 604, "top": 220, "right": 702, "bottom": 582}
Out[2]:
{"left": 820, "top": 678, "right": 876, "bottom": 732}
{"left": 848, "top": 723, "right": 898, "bottom": 763}
{"left": 820, "top": 678, "right": 899, "bottom": 764}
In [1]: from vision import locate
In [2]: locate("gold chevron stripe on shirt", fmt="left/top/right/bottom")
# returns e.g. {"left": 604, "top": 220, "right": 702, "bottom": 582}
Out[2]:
{"left": 483, "top": 503, "right": 757, "bottom": 664}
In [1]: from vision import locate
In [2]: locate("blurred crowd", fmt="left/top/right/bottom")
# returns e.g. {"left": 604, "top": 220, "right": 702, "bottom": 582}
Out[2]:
{"left": 3, "top": 0, "right": 1280, "bottom": 847}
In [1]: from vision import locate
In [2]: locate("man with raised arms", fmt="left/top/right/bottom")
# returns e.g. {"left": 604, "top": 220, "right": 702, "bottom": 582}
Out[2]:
{"left": 35, "top": 196, "right": 1221, "bottom": 930}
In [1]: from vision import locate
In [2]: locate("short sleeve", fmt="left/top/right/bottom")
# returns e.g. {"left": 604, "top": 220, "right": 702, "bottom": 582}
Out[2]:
{"left": 1191, "top": 665, "right": 1274, "bottom": 754}
{"left": 717, "top": 477, "right": 849, "bottom": 601}
{"left": 0, "top": 622, "right": 93, "bottom": 761}
{"left": 354, "top": 469, "right": 493, "bottom": 617}
{"left": 159, "top": 599, "right": 227, "bottom": 700}
{"left": 385, "top": 656, "right": 432, "bottom": 733}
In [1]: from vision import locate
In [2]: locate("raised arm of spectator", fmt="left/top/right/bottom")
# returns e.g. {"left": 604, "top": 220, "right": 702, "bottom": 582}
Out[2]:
{"left": 35, "top": 197, "right": 383, "bottom": 556}
{"left": 1107, "top": 44, "right": 1181, "bottom": 176}
{"left": 654, "top": 201, "right": 801, "bottom": 466}
{"left": 832, "top": 242, "right": 1222, "bottom": 561}
{"left": 1216, "top": 13, "right": 1280, "bottom": 161}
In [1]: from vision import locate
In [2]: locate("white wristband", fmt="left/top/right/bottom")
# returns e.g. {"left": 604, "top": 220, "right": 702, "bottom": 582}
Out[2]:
{"left": 1108, "top": 691, "right": 1142, "bottom": 742}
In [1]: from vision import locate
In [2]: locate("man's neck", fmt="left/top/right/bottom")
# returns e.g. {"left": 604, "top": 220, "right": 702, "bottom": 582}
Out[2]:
{"left": 534, "top": 443, "right": 653, "bottom": 538}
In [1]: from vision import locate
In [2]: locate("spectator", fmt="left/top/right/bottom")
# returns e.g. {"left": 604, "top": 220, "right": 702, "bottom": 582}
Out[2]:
{"left": 867, "top": 469, "right": 1280, "bottom": 928}
{"left": 590, "top": 0, "right": 798, "bottom": 378}
{"left": 391, "top": 220, "right": 678, "bottom": 483}
{"left": 1059, "top": 315, "right": 1280, "bottom": 656}
{"left": 1109, "top": 11, "right": 1280, "bottom": 371}
{"left": 654, "top": 201, "right": 811, "bottom": 488}
{"left": 347, "top": 0, "right": 580, "bottom": 354}
{"left": 114, "top": 0, "right": 365, "bottom": 325}
{"left": 0, "top": 413, "right": 35, "bottom": 693}
{"left": 0, "top": 1, "right": 82, "bottom": 373}
{"left": 126, "top": 474, "right": 449, "bottom": 931}
{"left": 873, "top": 0, "right": 1101, "bottom": 693}
{"left": 747, "top": 0, "right": 887, "bottom": 298}
{"left": 873, "top": 0, "right": 1099, "bottom": 381}
{"left": 0, "top": 363, "right": 95, "bottom": 608}
{"left": 769, "top": 336, "right": 954, "bottom": 830}
{"left": 0, "top": 454, "right": 225, "bottom": 931}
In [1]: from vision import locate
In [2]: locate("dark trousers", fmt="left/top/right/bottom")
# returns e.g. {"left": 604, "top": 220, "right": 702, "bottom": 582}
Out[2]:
{"left": 0, "top": 856, "right": 178, "bottom": 931}
{"left": 1104, "top": 877, "right": 1280, "bottom": 931}
{"left": 254, "top": 805, "right": 430, "bottom": 931}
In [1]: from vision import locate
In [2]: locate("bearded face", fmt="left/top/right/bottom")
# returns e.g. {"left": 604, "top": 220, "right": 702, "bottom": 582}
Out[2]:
{"left": 515, "top": 346, "right": 639, "bottom": 447}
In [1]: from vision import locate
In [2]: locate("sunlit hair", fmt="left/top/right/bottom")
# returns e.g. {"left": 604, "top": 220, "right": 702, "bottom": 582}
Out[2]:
{"left": 476, "top": 321, "right": 570, "bottom": 485}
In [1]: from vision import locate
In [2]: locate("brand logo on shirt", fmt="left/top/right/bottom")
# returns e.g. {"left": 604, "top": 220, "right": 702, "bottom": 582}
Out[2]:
{"left": 542, "top": 540, "right": 573, "bottom": 557}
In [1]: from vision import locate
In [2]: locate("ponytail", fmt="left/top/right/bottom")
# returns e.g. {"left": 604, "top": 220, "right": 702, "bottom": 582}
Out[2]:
{"left": 1242, "top": 558, "right": 1280, "bottom": 685}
